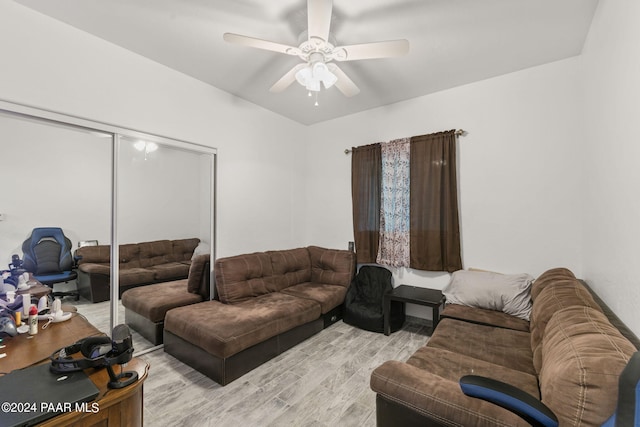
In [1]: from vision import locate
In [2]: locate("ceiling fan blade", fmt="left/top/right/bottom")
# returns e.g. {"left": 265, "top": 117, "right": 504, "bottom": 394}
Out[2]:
{"left": 327, "top": 64, "right": 360, "bottom": 97}
{"left": 223, "top": 33, "right": 300, "bottom": 56}
{"left": 333, "top": 39, "right": 410, "bottom": 61}
{"left": 270, "top": 64, "right": 307, "bottom": 93}
{"left": 307, "top": 0, "right": 333, "bottom": 45}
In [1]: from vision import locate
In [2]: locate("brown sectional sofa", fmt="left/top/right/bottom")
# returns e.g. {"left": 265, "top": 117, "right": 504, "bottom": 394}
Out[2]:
{"left": 163, "top": 246, "right": 356, "bottom": 386}
{"left": 75, "top": 238, "right": 200, "bottom": 303}
{"left": 370, "top": 268, "right": 640, "bottom": 426}
{"left": 121, "top": 254, "right": 210, "bottom": 345}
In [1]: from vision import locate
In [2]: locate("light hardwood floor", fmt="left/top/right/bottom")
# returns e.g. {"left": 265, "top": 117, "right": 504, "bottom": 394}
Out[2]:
{"left": 61, "top": 283, "right": 432, "bottom": 427}
{"left": 140, "top": 319, "right": 431, "bottom": 427}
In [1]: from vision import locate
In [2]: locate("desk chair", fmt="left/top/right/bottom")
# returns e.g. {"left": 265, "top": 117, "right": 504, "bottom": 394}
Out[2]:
{"left": 22, "top": 227, "right": 79, "bottom": 300}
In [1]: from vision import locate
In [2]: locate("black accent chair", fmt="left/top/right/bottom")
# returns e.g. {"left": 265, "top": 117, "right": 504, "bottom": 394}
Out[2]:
{"left": 344, "top": 265, "right": 405, "bottom": 333}
{"left": 460, "top": 351, "right": 640, "bottom": 427}
{"left": 22, "top": 227, "right": 79, "bottom": 300}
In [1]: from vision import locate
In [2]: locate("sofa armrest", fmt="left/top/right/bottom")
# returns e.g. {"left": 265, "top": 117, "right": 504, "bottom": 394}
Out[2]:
{"left": 460, "top": 375, "right": 558, "bottom": 427}
{"left": 187, "top": 254, "right": 210, "bottom": 299}
{"left": 78, "top": 263, "right": 110, "bottom": 275}
{"left": 371, "top": 361, "right": 529, "bottom": 426}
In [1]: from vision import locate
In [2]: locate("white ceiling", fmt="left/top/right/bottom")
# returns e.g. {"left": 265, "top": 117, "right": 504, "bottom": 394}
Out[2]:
{"left": 16, "top": 0, "right": 599, "bottom": 125}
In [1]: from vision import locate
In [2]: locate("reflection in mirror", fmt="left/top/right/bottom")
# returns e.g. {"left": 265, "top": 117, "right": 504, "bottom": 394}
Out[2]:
{"left": 0, "top": 103, "right": 215, "bottom": 356}
{"left": 0, "top": 110, "right": 112, "bottom": 333}
{"left": 116, "top": 136, "right": 213, "bottom": 353}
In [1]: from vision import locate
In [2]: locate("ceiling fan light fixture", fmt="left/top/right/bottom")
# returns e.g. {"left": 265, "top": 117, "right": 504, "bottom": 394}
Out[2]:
{"left": 295, "top": 62, "right": 337, "bottom": 92}
{"left": 313, "top": 62, "right": 337, "bottom": 89}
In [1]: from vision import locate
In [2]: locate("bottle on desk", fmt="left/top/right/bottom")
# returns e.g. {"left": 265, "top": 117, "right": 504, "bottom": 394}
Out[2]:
{"left": 28, "top": 305, "right": 38, "bottom": 335}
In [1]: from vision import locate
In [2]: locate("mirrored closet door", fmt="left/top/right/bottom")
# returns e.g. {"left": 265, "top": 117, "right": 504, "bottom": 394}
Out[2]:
{"left": 116, "top": 136, "right": 214, "bottom": 352}
{"left": 0, "top": 101, "right": 216, "bottom": 353}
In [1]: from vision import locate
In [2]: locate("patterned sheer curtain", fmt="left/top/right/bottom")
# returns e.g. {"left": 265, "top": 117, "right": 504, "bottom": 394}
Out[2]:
{"left": 376, "top": 138, "right": 411, "bottom": 267}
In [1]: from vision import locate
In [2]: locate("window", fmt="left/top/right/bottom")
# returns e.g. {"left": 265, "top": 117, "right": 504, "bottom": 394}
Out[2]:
{"left": 351, "top": 130, "right": 462, "bottom": 272}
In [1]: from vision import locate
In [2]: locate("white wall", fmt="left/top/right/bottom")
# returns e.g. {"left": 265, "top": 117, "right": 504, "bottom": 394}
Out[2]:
{"left": 0, "top": 114, "right": 111, "bottom": 259}
{"left": 116, "top": 140, "right": 204, "bottom": 244}
{"left": 0, "top": 2, "right": 307, "bottom": 260}
{"left": 580, "top": 0, "right": 640, "bottom": 335}
{"left": 304, "top": 58, "right": 584, "bottom": 317}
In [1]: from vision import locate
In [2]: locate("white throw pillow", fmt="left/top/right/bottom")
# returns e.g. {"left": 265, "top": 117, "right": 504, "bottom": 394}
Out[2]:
{"left": 443, "top": 270, "right": 534, "bottom": 320}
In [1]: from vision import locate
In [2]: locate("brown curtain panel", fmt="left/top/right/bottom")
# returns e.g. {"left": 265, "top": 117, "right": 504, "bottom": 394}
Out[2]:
{"left": 409, "top": 130, "right": 462, "bottom": 272}
{"left": 351, "top": 143, "right": 381, "bottom": 263}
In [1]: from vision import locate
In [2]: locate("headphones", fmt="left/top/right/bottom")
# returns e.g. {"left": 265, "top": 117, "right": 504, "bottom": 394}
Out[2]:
{"left": 50, "top": 324, "right": 134, "bottom": 374}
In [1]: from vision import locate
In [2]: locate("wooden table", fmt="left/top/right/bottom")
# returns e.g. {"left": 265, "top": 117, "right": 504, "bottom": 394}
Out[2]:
{"left": 384, "top": 285, "right": 445, "bottom": 336}
{"left": 0, "top": 314, "right": 149, "bottom": 427}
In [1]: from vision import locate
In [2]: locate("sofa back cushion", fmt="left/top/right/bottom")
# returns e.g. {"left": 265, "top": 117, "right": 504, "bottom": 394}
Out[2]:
{"left": 268, "top": 248, "right": 311, "bottom": 291}
{"left": 530, "top": 279, "right": 602, "bottom": 373}
{"left": 539, "top": 306, "right": 636, "bottom": 427}
{"left": 139, "top": 240, "right": 173, "bottom": 268}
{"left": 308, "top": 246, "right": 356, "bottom": 288}
{"left": 172, "top": 238, "right": 200, "bottom": 262}
{"left": 215, "top": 252, "right": 276, "bottom": 304}
{"left": 119, "top": 243, "right": 142, "bottom": 268}
{"left": 76, "top": 242, "right": 143, "bottom": 269}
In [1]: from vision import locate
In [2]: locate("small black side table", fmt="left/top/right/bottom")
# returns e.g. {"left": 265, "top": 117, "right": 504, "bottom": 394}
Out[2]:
{"left": 384, "top": 285, "right": 445, "bottom": 335}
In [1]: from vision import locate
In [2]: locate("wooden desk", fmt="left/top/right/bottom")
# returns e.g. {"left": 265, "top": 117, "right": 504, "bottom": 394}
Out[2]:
{"left": 39, "top": 359, "right": 148, "bottom": 427}
{"left": 1, "top": 313, "right": 101, "bottom": 372}
{"left": 0, "top": 314, "right": 148, "bottom": 427}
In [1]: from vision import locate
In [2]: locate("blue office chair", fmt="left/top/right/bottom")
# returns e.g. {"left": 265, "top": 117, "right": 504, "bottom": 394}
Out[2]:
{"left": 22, "top": 227, "right": 79, "bottom": 300}
{"left": 460, "top": 351, "right": 640, "bottom": 427}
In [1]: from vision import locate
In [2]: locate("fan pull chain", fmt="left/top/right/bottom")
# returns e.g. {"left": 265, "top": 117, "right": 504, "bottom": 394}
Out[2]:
{"left": 314, "top": 92, "right": 319, "bottom": 107}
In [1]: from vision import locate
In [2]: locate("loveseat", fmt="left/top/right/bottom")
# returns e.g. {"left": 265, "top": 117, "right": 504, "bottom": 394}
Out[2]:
{"left": 75, "top": 238, "right": 200, "bottom": 303}
{"left": 163, "top": 246, "right": 356, "bottom": 386}
{"left": 370, "top": 268, "right": 640, "bottom": 426}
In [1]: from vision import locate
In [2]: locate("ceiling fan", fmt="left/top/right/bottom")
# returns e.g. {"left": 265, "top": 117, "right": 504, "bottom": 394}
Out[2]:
{"left": 223, "top": 0, "right": 409, "bottom": 98}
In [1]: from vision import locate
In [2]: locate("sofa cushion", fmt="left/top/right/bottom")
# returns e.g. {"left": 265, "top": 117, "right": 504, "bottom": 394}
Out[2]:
{"left": 428, "top": 318, "right": 535, "bottom": 375}
{"left": 280, "top": 283, "right": 347, "bottom": 314}
{"left": 443, "top": 270, "right": 534, "bottom": 320}
{"left": 530, "top": 279, "right": 602, "bottom": 373}
{"left": 370, "top": 360, "right": 531, "bottom": 427}
{"left": 215, "top": 252, "right": 276, "bottom": 304}
{"left": 77, "top": 263, "right": 156, "bottom": 286}
{"left": 138, "top": 240, "right": 173, "bottom": 268}
{"left": 118, "top": 268, "right": 156, "bottom": 286}
{"left": 407, "top": 346, "right": 540, "bottom": 399}
{"left": 268, "top": 247, "right": 311, "bottom": 291}
{"left": 539, "top": 306, "right": 636, "bottom": 427}
{"left": 440, "top": 304, "right": 530, "bottom": 332}
{"left": 172, "top": 238, "right": 200, "bottom": 262}
{"left": 164, "top": 292, "right": 321, "bottom": 358}
{"left": 121, "top": 279, "right": 203, "bottom": 323}
{"left": 119, "top": 243, "right": 143, "bottom": 268}
{"left": 148, "top": 262, "right": 190, "bottom": 281}
{"left": 530, "top": 267, "right": 576, "bottom": 301}
{"left": 308, "top": 246, "right": 355, "bottom": 288}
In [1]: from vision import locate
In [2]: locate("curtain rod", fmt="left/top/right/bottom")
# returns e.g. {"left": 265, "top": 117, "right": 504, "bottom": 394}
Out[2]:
{"left": 344, "top": 129, "right": 466, "bottom": 154}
